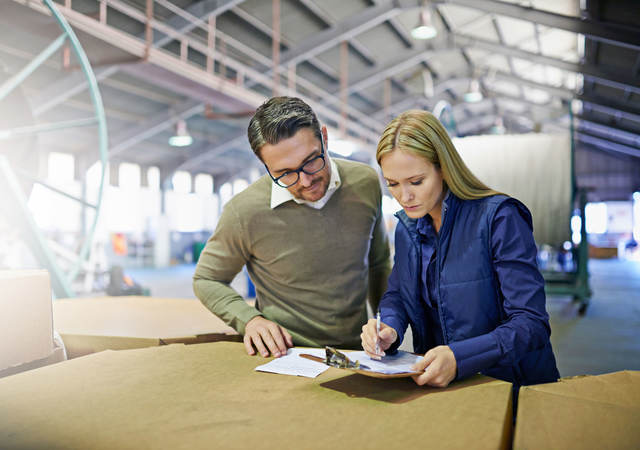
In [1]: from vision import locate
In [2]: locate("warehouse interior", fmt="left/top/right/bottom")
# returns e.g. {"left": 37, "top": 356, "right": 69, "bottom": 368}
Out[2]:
{"left": 0, "top": 0, "right": 639, "bottom": 446}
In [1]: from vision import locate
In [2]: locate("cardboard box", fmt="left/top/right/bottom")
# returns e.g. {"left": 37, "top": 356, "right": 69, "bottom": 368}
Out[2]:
{"left": 0, "top": 270, "right": 54, "bottom": 371}
{"left": 0, "top": 342, "right": 512, "bottom": 449}
{"left": 53, "top": 296, "right": 241, "bottom": 358}
{"left": 0, "top": 341, "right": 66, "bottom": 379}
{"left": 514, "top": 371, "right": 640, "bottom": 449}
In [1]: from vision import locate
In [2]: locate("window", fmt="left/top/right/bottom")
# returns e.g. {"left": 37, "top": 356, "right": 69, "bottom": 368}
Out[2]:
{"left": 233, "top": 179, "right": 248, "bottom": 195}
{"left": 194, "top": 173, "right": 214, "bottom": 195}
{"left": 147, "top": 166, "right": 160, "bottom": 191}
{"left": 119, "top": 163, "right": 141, "bottom": 190}
{"left": 47, "top": 152, "right": 74, "bottom": 184}
{"left": 172, "top": 171, "right": 192, "bottom": 194}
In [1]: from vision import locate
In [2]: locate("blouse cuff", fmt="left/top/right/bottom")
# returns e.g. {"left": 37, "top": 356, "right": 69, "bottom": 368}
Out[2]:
{"left": 449, "top": 333, "right": 502, "bottom": 380}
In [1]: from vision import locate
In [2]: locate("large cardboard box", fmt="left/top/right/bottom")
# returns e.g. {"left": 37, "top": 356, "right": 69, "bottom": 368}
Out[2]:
{"left": 0, "top": 342, "right": 513, "bottom": 449}
{"left": 514, "top": 371, "right": 640, "bottom": 449}
{"left": 53, "top": 296, "right": 240, "bottom": 358}
{"left": 0, "top": 270, "right": 55, "bottom": 372}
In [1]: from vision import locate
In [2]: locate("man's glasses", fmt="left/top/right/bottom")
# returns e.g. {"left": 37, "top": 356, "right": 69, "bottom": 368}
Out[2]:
{"left": 265, "top": 140, "right": 326, "bottom": 188}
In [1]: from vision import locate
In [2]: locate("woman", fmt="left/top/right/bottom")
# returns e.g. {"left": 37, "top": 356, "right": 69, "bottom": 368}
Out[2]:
{"left": 361, "top": 110, "right": 559, "bottom": 388}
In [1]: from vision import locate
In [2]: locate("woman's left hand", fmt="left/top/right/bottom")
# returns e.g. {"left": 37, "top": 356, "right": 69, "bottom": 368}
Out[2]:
{"left": 410, "top": 345, "right": 457, "bottom": 388}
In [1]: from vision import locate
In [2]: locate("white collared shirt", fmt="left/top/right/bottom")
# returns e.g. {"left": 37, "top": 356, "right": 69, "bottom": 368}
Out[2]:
{"left": 270, "top": 155, "right": 341, "bottom": 210}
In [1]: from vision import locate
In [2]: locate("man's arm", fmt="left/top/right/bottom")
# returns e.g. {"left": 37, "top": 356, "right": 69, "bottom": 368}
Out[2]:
{"left": 367, "top": 190, "right": 391, "bottom": 312}
{"left": 193, "top": 200, "right": 292, "bottom": 357}
{"left": 193, "top": 200, "right": 261, "bottom": 334}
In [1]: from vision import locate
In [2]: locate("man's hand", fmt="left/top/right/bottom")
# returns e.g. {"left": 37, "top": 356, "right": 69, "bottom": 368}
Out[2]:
{"left": 243, "top": 316, "right": 293, "bottom": 358}
{"left": 410, "top": 345, "right": 457, "bottom": 387}
{"left": 360, "top": 318, "right": 397, "bottom": 360}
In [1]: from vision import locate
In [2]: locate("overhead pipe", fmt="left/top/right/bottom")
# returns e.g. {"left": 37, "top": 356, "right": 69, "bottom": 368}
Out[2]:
{"left": 272, "top": 0, "right": 280, "bottom": 96}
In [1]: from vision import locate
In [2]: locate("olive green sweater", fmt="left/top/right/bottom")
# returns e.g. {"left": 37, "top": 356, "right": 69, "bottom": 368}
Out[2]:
{"left": 193, "top": 159, "right": 391, "bottom": 349}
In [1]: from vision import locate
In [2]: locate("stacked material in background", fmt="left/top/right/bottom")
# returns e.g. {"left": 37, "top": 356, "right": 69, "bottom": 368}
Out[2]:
{"left": 454, "top": 133, "right": 572, "bottom": 247}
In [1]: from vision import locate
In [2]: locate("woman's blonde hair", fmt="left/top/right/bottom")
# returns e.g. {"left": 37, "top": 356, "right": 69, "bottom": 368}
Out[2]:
{"left": 377, "top": 109, "right": 501, "bottom": 200}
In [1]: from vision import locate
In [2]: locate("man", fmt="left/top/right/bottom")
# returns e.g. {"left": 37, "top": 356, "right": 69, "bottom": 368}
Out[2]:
{"left": 193, "top": 96, "right": 390, "bottom": 357}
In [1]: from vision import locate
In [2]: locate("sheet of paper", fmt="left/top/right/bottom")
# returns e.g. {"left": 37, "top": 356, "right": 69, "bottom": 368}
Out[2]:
{"left": 344, "top": 350, "right": 423, "bottom": 374}
{"left": 254, "top": 347, "right": 328, "bottom": 378}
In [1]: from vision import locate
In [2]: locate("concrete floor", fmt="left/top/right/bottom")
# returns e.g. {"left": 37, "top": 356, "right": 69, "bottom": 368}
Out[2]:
{"left": 547, "top": 258, "right": 640, "bottom": 377}
{"left": 127, "top": 258, "right": 640, "bottom": 378}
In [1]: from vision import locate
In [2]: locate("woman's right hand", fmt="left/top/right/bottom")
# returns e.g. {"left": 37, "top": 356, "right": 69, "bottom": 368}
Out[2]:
{"left": 360, "top": 318, "right": 398, "bottom": 360}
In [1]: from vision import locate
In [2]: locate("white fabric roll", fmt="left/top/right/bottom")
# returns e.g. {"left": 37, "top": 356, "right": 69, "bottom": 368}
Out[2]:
{"left": 452, "top": 133, "right": 572, "bottom": 247}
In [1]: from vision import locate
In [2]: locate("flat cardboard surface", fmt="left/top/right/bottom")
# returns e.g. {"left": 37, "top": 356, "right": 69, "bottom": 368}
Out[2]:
{"left": 0, "top": 342, "right": 512, "bottom": 450}
{"left": 514, "top": 371, "right": 640, "bottom": 449}
{"left": 53, "top": 296, "right": 239, "bottom": 357}
{"left": 0, "top": 270, "right": 54, "bottom": 370}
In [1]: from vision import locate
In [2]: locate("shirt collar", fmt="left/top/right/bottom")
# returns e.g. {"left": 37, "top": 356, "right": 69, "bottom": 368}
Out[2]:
{"left": 417, "top": 189, "right": 451, "bottom": 235}
{"left": 270, "top": 155, "right": 341, "bottom": 209}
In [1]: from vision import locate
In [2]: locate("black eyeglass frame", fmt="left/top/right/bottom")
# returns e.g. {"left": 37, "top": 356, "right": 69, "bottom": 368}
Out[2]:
{"left": 264, "top": 138, "right": 326, "bottom": 188}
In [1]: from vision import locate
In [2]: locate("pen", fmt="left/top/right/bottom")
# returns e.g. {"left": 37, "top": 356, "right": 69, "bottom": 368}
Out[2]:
{"left": 375, "top": 310, "right": 381, "bottom": 356}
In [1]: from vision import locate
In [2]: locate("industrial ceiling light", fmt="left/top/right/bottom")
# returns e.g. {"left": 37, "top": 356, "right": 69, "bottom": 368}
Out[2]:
{"left": 411, "top": 8, "right": 437, "bottom": 40}
{"left": 463, "top": 78, "right": 483, "bottom": 103}
{"left": 169, "top": 119, "right": 193, "bottom": 147}
{"left": 490, "top": 117, "right": 506, "bottom": 135}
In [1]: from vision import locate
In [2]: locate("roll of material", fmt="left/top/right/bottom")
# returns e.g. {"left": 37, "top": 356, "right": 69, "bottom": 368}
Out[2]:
{"left": 452, "top": 133, "right": 572, "bottom": 247}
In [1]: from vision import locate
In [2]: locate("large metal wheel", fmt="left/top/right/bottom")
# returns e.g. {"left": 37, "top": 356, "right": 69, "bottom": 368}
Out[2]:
{"left": 0, "top": 0, "right": 108, "bottom": 298}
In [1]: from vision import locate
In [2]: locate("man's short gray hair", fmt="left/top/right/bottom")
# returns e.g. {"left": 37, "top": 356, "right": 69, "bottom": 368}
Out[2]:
{"left": 247, "top": 96, "right": 322, "bottom": 159}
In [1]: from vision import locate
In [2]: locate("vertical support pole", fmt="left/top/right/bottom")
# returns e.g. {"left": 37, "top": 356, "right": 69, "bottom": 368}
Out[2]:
{"left": 272, "top": 0, "right": 280, "bottom": 96}
{"left": 236, "top": 68, "right": 244, "bottom": 86}
{"left": 339, "top": 40, "right": 348, "bottom": 136}
{"left": 144, "top": 0, "right": 153, "bottom": 61}
{"left": 80, "top": 164, "right": 87, "bottom": 238}
{"left": 140, "top": 165, "right": 149, "bottom": 188}
{"left": 155, "top": 169, "right": 171, "bottom": 268}
{"left": 207, "top": 15, "right": 216, "bottom": 75}
{"left": 180, "top": 39, "right": 188, "bottom": 62}
{"left": 99, "top": 0, "right": 107, "bottom": 24}
{"left": 383, "top": 77, "right": 391, "bottom": 122}
{"left": 288, "top": 64, "right": 296, "bottom": 95}
{"left": 62, "top": 44, "right": 71, "bottom": 70}
{"left": 219, "top": 39, "right": 227, "bottom": 80}
{"left": 110, "top": 161, "right": 119, "bottom": 187}
{"left": 64, "top": 0, "right": 71, "bottom": 7}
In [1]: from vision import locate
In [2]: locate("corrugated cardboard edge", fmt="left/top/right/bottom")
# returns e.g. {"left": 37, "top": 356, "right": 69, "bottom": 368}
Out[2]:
{"left": 61, "top": 332, "right": 244, "bottom": 358}
{"left": 513, "top": 371, "right": 640, "bottom": 449}
{"left": 500, "top": 386, "right": 514, "bottom": 450}
{"left": 0, "top": 341, "right": 66, "bottom": 379}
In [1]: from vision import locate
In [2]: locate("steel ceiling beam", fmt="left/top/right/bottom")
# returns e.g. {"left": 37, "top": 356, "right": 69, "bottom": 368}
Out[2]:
{"left": 30, "top": 0, "right": 240, "bottom": 117}
{"left": 297, "top": 0, "right": 377, "bottom": 66}
{"left": 577, "top": 118, "right": 640, "bottom": 148}
{"left": 229, "top": 5, "right": 339, "bottom": 80}
{"left": 320, "top": 44, "right": 456, "bottom": 109}
{"left": 121, "top": 0, "right": 385, "bottom": 136}
{"left": 146, "top": 0, "right": 380, "bottom": 136}
{"left": 455, "top": 34, "right": 640, "bottom": 95}
{"left": 580, "top": 98, "right": 640, "bottom": 125}
{"left": 278, "top": 1, "right": 404, "bottom": 67}
{"left": 32, "top": 67, "right": 118, "bottom": 117}
{"left": 491, "top": 70, "right": 574, "bottom": 100}
{"left": 173, "top": 133, "right": 249, "bottom": 173}
{"left": 443, "top": 0, "right": 640, "bottom": 51}
{"left": 153, "top": 0, "right": 246, "bottom": 48}
{"left": 330, "top": 47, "right": 451, "bottom": 102}
{"left": 109, "top": 99, "right": 204, "bottom": 158}
{"left": 17, "top": 1, "right": 265, "bottom": 104}
{"left": 576, "top": 132, "right": 640, "bottom": 158}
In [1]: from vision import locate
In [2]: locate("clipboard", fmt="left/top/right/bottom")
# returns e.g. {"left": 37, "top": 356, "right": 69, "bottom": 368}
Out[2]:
{"left": 299, "top": 353, "right": 421, "bottom": 379}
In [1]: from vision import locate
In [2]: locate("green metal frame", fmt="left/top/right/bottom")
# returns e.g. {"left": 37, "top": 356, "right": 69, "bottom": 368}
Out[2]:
{"left": 0, "top": 0, "right": 108, "bottom": 298}
{"left": 542, "top": 105, "right": 592, "bottom": 315}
